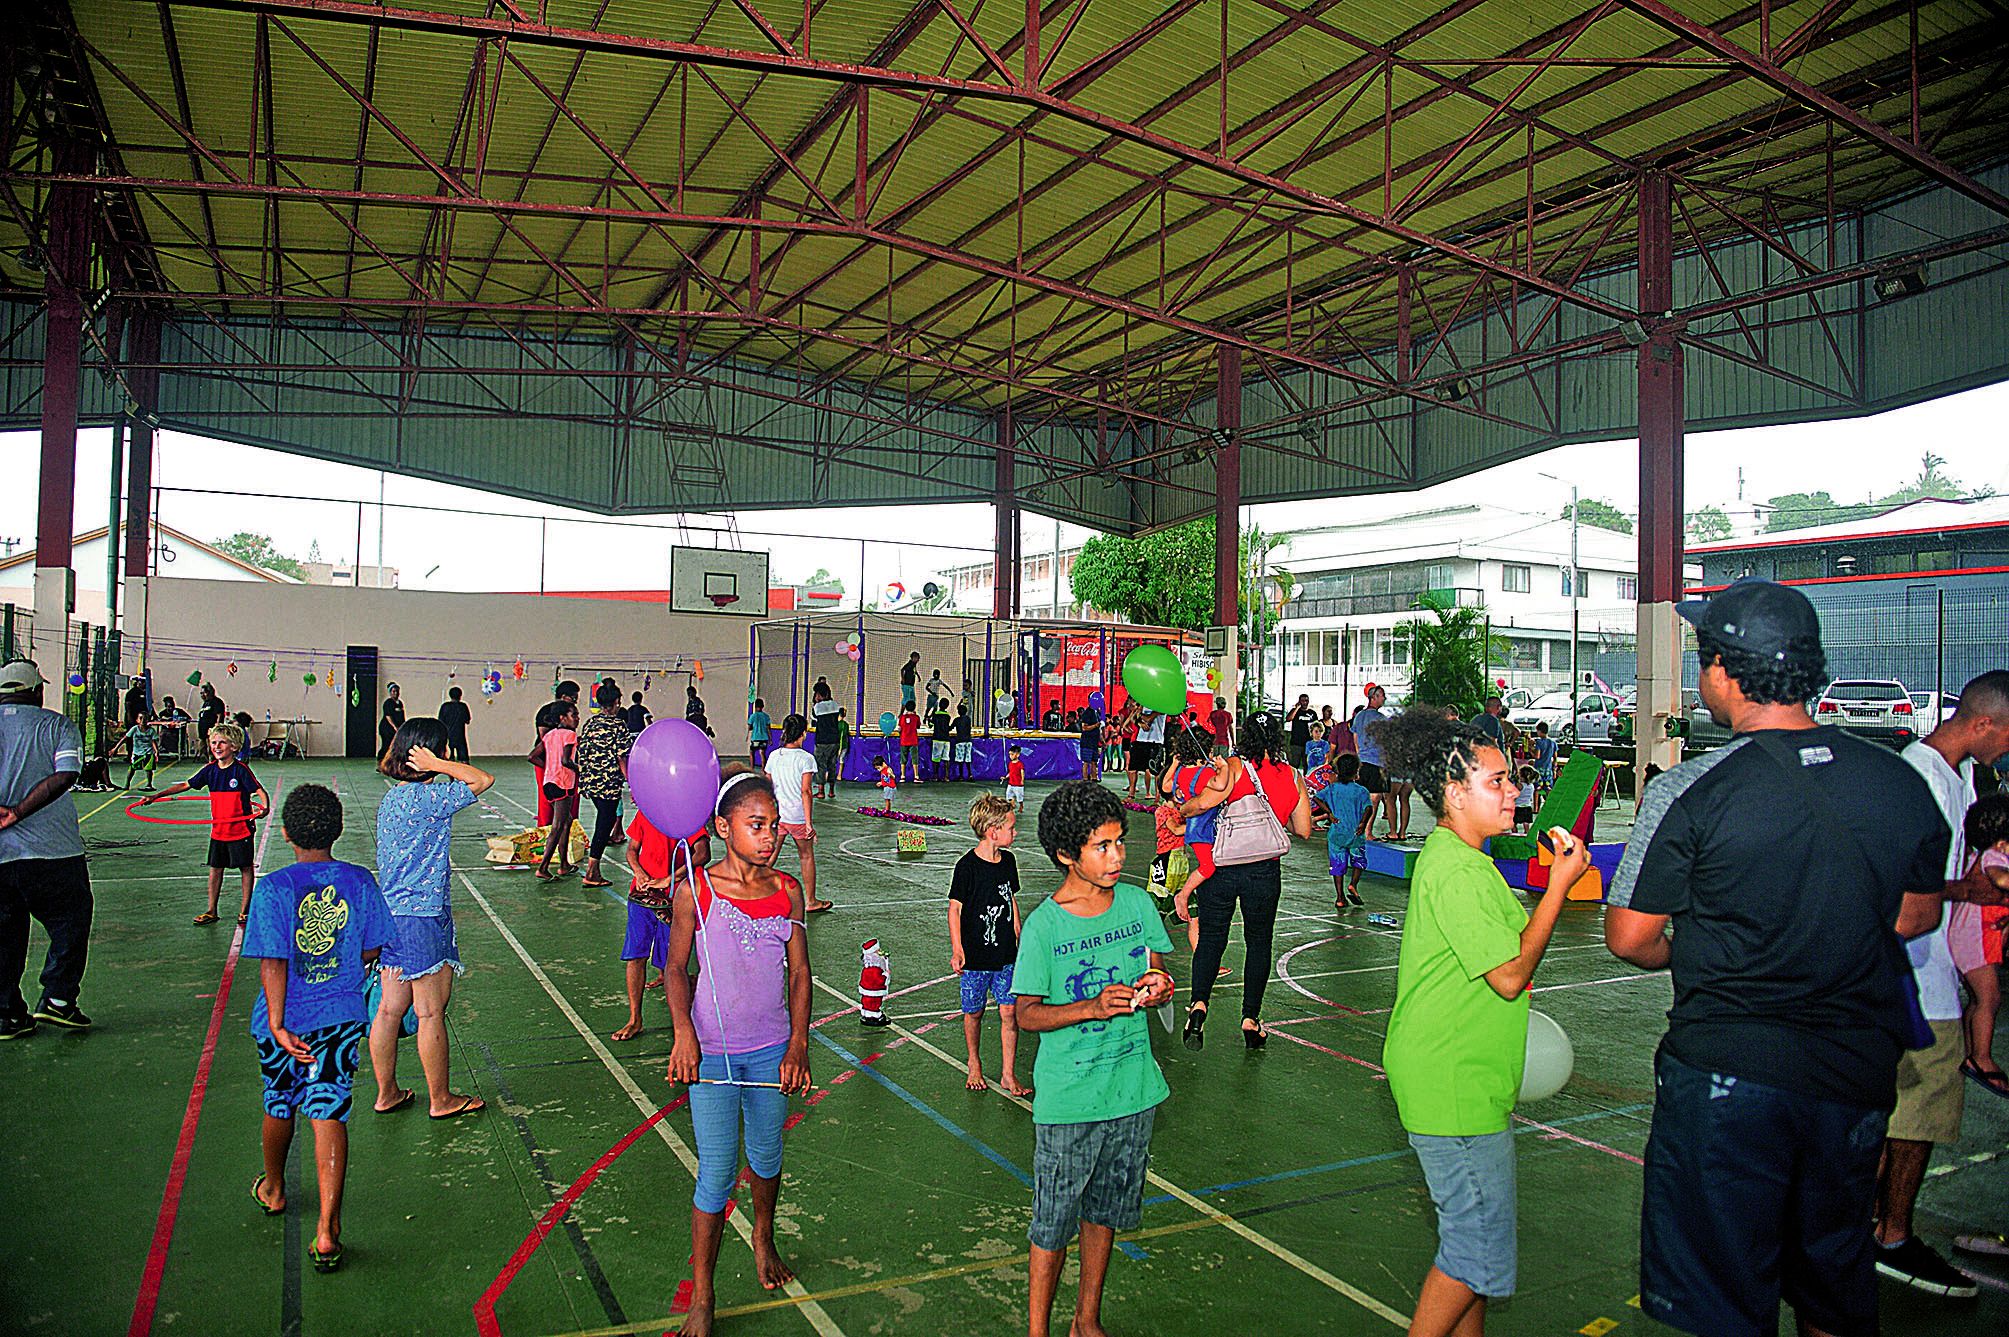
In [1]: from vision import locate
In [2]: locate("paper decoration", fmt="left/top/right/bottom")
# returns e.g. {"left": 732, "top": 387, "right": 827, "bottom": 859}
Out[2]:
{"left": 324, "top": 669, "right": 336, "bottom": 687}
{"left": 225, "top": 662, "right": 238, "bottom": 677}
{"left": 66, "top": 672, "right": 86, "bottom": 694}
{"left": 267, "top": 661, "right": 278, "bottom": 682}
{"left": 303, "top": 672, "right": 318, "bottom": 686}
{"left": 349, "top": 685, "right": 360, "bottom": 707}
{"left": 512, "top": 659, "right": 525, "bottom": 681}
{"left": 692, "top": 660, "right": 704, "bottom": 681}
{"left": 186, "top": 670, "right": 202, "bottom": 686}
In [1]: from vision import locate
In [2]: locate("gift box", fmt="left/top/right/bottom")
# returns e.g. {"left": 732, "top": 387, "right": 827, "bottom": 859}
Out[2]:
{"left": 895, "top": 829, "right": 928, "bottom": 859}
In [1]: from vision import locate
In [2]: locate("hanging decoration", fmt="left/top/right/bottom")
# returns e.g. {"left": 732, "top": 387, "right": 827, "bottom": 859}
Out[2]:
{"left": 267, "top": 661, "right": 278, "bottom": 683}
{"left": 303, "top": 672, "right": 318, "bottom": 687}
{"left": 186, "top": 670, "right": 203, "bottom": 687}
{"left": 349, "top": 685, "right": 360, "bottom": 707}
{"left": 512, "top": 658, "right": 526, "bottom": 681}
{"left": 692, "top": 660, "right": 705, "bottom": 681}
{"left": 643, "top": 672, "right": 652, "bottom": 692}
{"left": 325, "top": 669, "right": 336, "bottom": 687}
{"left": 66, "top": 672, "right": 86, "bottom": 694}
{"left": 225, "top": 662, "right": 239, "bottom": 677}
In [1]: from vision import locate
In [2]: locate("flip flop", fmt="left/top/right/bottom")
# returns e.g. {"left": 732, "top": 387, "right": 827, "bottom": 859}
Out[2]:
{"left": 251, "top": 1174, "right": 283, "bottom": 1216}
{"left": 308, "top": 1244, "right": 343, "bottom": 1273}
{"left": 429, "top": 1095, "right": 486, "bottom": 1120}
{"left": 807, "top": 900, "right": 835, "bottom": 914}
{"left": 192, "top": 911, "right": 219, "bottom": 926}
{"left": 580, "top": 877, "right": 613, "bottom": 888}
{"left": 374, "top": 1089, "right": 415, "bottom": 1114}
{"left": 1960, "top": 1059, "right": 2009, "bottom": 1097}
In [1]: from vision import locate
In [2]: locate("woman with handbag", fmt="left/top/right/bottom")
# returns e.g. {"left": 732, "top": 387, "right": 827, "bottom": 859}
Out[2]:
{"left": 1176, "top": 712, "right": 1312, "bottom": 1050}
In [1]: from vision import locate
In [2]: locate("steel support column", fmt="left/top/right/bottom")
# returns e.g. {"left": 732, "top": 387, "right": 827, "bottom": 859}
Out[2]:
{"left": 124, "top": 314, "right": 162, "bottom": 685}
{"left": 993, "top": 410, "right": 1018, "bottom": 620}
{"left": 33, "top": 140, "right": 92, "bottom": 690}
{"left": 1214, "top": 347, "right": 1242, "bottom": 708}
{"left": 1636, "top": 173, "right": 1685, "bottom": 782}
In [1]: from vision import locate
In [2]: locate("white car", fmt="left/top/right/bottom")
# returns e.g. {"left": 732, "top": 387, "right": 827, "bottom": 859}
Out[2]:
{"left": 1507, "top": 690, "right": 1621, "bottom": 744}
{"left": 1813, "top": 679, "right": 1919, "bottom": 748}
{"left": 1907, "top": 690, "right": 1959, "bottom": 733}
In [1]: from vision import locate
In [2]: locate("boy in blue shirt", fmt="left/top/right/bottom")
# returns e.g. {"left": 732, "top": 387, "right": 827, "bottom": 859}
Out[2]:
{"left": 242, "top": 784, "right": 395, "bottom": 1274}
{"left": 1315, "top": 753, "right": 1375, "bottom": 910}
{"left": 1015, "top": 781, "right": 1174, "bottom": 1337}
{"left": 747, "top": 698, "right": 772, "bottom": 767}
{"left": 1531, "top": 722, "right": 1557, "bottom": 796}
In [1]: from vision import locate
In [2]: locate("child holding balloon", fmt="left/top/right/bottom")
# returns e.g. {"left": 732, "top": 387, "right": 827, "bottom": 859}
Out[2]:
{"left": 664, "top": 771, "right": 814, "bottom": 1333}
{"left": 1374, "top": 709, "right": 1587, "bottom": 1337}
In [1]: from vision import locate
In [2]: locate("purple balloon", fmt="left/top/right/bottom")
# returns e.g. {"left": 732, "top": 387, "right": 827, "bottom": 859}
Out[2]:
{"left": 628, "top": 719, "right": 721, "bottom": 839}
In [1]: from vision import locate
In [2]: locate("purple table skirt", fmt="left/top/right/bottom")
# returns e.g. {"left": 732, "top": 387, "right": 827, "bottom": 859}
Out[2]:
{"left": 839, "top": 736, "right": 1085, "bottom": 783}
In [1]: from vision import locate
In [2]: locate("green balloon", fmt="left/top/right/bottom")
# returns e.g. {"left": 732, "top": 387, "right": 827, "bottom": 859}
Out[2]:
{"left": 1121, "top": 644, "right": 1187, "bottom": 715}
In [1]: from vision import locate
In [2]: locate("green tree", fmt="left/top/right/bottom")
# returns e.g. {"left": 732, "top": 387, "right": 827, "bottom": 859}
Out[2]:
{"left": 213, "top": 531, "right": 305, "bottom": 579}
{"left": 1762, "top": 491, "right": 1876, "bottom": 532}
{"left": 1685, "top": 505, "right": 1734, "bottom": 544}
{"left": 1070, "top": 519, "right": 1223, "bottom": 630}
{"left": 1561, "top": 497, "right": 1633, "bottom": 535}
{"left": 1875, "top": 451, "right": 1993, "bottom": 507}
{"left": 1394, "top": 593, "right": 1508, "bottom": 718}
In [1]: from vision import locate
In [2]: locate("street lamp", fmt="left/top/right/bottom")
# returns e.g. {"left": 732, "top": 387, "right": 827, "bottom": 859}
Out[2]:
{"left": 1539, "top": 472, "right": 1579, "bottom": 742}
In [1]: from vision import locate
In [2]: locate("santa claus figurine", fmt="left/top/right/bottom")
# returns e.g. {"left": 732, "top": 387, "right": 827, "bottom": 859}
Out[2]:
{"left": 859, "top": 939, "right": 891, "bottom": 1027}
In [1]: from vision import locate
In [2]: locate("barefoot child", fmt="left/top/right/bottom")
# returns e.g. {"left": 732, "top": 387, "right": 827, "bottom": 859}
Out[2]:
{"left": 242, "top": 784, "right": 395, "bottom": 1273}
{"left": 1005, "top": 745, "right": 1026, "bottom": 812}
{"left": 949, "top": 795, "right": 1031, "bottom": 1096}
{"left": 536, "top": 702, "right": 579, "bottom": 880}
{"left": 765, "top": 715, "right": 833, "bottom": 914}
{"left": 144, "top": 725, "right": 268, "bottom": 926}
{"left": 1376, "top": 710, "right": 1589, "bottom": 1337}
{"left": 1014, "top": 781, "right": 1175, "bottom": 1337}
{"left": 665, "top": 772, "right": 814, "bottom": 1335}
{"left": 1314, "top": 753, "right": 1374, "bottom": 910}
{"left": 1956, "top": 792, "right": 2009, "bottom": 1096}
{"left": 611, "top": 810, "right": 709, "bottom": 1042}
{"left": 872, "top": 756, "right": 898, "bottom": 808}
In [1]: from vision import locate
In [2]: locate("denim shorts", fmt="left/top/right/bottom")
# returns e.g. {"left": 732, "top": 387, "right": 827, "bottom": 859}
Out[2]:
{"left": 382, "top": 911, "right": 464, "bottom": 981}
{"left": 690, "top": 1040, "right": 789, "bottom": 1214}
{"left": 959, "top": 966, "right": 1015, "bottom": 1014}
{"left": 1408, "top": 1129, "right": 1517, "bottom": 1297}
{"left": 1640, "top": 1048, "right": 1886, "bottom": 1337}
{"left": 255, "top": 1019, "right": 367, "bottom": 1121}
{"left": 1029, "top": 1107, "right": 1156, "bottom": 1250}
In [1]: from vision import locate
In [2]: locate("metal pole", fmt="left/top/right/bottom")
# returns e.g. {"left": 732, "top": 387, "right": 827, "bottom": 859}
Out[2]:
{"left": 107, "top": 416, "right": 125, "bottom": 637}
{"left": 377, "top": 471, "right": 386, "bottom": 583}
{"left": 538, "top": 518, "right": 548, "bottom": 595}
{"left": 855, "top": 606, "right": 866, "bottom": 726}
{"left": 858, "top": 538, "right": 866, "bottom": 612}
{"left": 983, "top": 619, "right": 994, "bottom": 738}
{"left": 354, "top": 503, "right": 364, "bottom": 586}
{"left": 1570, "top": 482, "right": 1580, "bottom": 732}
{"left": 1936, "top": 588, "right": 1945, "bottom": 717}
{"left": 1052, "top": 519, "right": 1062, "bottom": 617}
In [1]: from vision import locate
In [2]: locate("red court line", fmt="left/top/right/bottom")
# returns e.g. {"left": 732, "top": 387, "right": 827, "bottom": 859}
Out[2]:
{"left": 127, "top": 779, "right": 284, "bottom": 1337}
{"left": 473, "top": 1092, "right": 691, "bottom": 1337}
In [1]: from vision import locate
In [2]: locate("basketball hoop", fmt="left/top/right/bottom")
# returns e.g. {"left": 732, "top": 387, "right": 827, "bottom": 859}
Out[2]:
{"left": 708, "top": 592, "right": 740, "bottom": 608}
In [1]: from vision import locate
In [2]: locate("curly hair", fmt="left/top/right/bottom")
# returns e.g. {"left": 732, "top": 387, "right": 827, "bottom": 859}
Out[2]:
{"left": 1373, "top": 710, "right": 1496, "bottom": 816}
{"left": 968, "top": 793, "right": 1016, "bottom": 838}
{"left": 1331, "top": 752, "right": 1361, "bottom": 784}
{"left": 381, "top": 717, "right": 450, "bottom": 782}
{"left": 1167, "top": 722, "right": 1213, "bottom": 766}
{"left": 1965, "top": 791, "right": 2009, "bottom": 855}
{"left": 1037, "top": 779, "right": 1126, "bottom": 870}
{"left": 1234, "top": 711, "right": 1289, "bottom": 765}
{"left": 281, "top": 783, "right": 344, "bottom": 851}
{"left": 1696, "top": 630, "right": 1827, "bottom": 706}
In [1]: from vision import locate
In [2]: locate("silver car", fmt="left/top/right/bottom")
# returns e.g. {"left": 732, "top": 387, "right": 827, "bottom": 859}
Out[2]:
{"left": 1507, "top": 690, "right": 1620, "bottom": 745}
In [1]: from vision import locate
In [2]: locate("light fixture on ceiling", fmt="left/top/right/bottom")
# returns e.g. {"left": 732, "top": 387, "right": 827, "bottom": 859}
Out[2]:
{"left": 1873, "top": 264, "right": 1927, "bottom": 302}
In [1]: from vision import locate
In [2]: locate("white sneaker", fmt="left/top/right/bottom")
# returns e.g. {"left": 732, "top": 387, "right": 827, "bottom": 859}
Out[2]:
{"left": 1954, "top": 1232, "right": 2009, "bottom": 1258}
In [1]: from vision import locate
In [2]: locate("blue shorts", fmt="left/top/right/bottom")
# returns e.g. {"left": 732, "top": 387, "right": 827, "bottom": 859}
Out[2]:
{"left": 254, "top": 1019, "right": 367, "bottom": 1121}
{"left": 383, "top": 911, "right": 464, "bottom": 981}
{"left": 1408, "top": 1129, "right": 1517, "bottom": 1298}
{"left": 1640, "top": 1048, "right": 1885, "bottom": 1337}
{"left": 959, "top": 966, "right": 1015, "bottom": 1014}
{"left": 1328, "top": 843, "right": 1367, "bottom": 878}
{"left": 1030, "top": 1107, "right": 1156, "bottom": 1250}
{"left": 621, "top": 901, "right": 672, "bottom": 969}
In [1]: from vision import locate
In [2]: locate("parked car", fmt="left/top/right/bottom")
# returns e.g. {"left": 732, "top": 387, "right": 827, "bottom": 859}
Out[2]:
{"left": 1907, "top": 690, "right": 1959, "bottom": 734}
{"left": 1814, "top": 679, "right": 1919, "bottom": 749}
{"left": 1611, "top": 688, "right": 1734, "bottom": 752}
{"left": 1507, "top": 689, "right": 1621, "bottom": 744}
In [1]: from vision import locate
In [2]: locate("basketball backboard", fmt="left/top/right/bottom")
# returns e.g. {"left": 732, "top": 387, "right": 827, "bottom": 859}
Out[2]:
{"left": 670, "top": 546, "right": 771, "bottom": 616}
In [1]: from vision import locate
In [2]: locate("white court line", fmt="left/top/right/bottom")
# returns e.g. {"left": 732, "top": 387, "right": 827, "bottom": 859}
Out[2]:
{"left": 805, "top": 975, "right": 1409, "bottom": 1328}
{"left": 1281, "top": 941, "right": 1607, "bottom": 985}
{"left": 459, "top": 870, "right": 847, "bottom": 1337}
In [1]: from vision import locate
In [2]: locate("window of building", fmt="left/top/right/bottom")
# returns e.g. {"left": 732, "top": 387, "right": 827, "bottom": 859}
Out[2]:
{"left": 1616, "top": 575, "right": 1638, "bottom": 601}
{"left": 1776, "top": 555, "right": 1822, "bottom": 580}
{"left": 1507, "top": 637, "right": 1543, "bottom": 671}
{"left": 1381, "top": 633, "right": 1409, "bottom": 666}
{"left": 1424, "top": 562, "right": 1456, "bottom": 591}
{"left": 1561, "top": 567, "right": 1592, "bottom": 597}
{"left": 1915, "top": 549, "right": 1953, "bottom": 572}
{"left": 1501, "top": 563, "right": 1530, "bottom": 593}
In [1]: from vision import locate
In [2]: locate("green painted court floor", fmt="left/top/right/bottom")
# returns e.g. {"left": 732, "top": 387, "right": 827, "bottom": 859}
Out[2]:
{"left": 4, "top": 759, "right": 2004, "bottom": 1336}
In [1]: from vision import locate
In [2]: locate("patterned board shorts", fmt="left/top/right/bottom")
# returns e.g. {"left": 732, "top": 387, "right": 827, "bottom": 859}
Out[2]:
{"left": 255, "top": 1018, "right": 368, "bottom": 1121}
{"left": 1030, "top": 1107, "right": 1157, "bottom": 1250}
{"left": 1329, "top": 844, "right": 1368, "bottom": 878}
{"left": 959, "top": 965, "right": 1016, "bottom": 1014}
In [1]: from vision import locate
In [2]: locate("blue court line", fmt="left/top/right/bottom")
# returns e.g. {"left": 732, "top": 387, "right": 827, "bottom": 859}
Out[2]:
{"left": 1141, "top": 1102, "right": 1652, "bottom": 1207}
{"left": 1115, "top": 1242, "right": 1150, "bottom": 1262}
{"left": 811, "top": 1030, "right": 1034, "bottom": 1188}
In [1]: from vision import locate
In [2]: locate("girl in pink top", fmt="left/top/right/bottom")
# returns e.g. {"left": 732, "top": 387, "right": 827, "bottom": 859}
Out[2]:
{"left": 665, "top": 770, "right": 813, "bottom": 1333}
{"left": 536, "top": 702, "right": 579, "bottom": 880}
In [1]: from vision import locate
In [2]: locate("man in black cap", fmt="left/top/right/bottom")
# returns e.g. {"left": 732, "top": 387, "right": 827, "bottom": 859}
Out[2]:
{"left": 1603, "top": 579, "right": 2005, "bottom": 1336}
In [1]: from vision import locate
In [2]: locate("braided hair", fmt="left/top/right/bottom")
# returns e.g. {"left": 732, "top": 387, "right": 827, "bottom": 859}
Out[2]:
{"left": 1373, "top": 710, "right": 1496, "bottom": 816}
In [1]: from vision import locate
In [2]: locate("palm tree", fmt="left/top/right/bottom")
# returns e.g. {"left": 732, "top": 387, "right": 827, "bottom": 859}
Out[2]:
{"left": 1394, "top": 593, "right": 1506, "bottom": 717}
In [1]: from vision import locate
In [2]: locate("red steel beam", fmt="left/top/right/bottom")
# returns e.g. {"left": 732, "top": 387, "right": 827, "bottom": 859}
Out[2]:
{"left": 1637, "top": 171, "right": 1683, "bottom": 607}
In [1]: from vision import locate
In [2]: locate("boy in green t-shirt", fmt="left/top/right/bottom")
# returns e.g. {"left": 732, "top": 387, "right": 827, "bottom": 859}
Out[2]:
{"left": 1375, "top": 711, "right": 1587, "bottom": 1337}
{"left": 1014, "top": 780, "right": 1174, "bottom": 1337}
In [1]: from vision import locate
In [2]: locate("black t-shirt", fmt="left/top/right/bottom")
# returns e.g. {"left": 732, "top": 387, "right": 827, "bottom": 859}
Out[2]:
{"left": 953, "top": 713, "right": 972, "bottom": 744}
{"left": 198, "top": 697, "right": 226, "bottom": 734}
{"left": 812, "top": 698, "right": 841, "bottom": 745}
{"left": 1289, "top": 709, "right": 1313, "bottom": 746}
{"left": 382, "top": 697, "right": 406, "bottom": 729}
{"left": 1608, "top": 727, "right": 1949, "bottom": 1108}
{"left": 949, "top": 849, "right": 1021, "bottom": 972}
{"left": 438, "top": 700, "right": 472, "bottom": 736}
{"left": 623, "top": 703, "right": 651, "bottom": 733}
{"left": 1041, "top": 708, "right": 1063, "bottom": 731}
{"left": 931, "top": 709, "right": 953, "bottom": 743}
{"left": 900, "top": 662, "right": 918, "bottom": 687}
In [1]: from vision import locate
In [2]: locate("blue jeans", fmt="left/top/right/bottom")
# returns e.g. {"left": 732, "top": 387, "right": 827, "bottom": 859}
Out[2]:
{"left": 689, "top": 1039, "right": 790, "bottom": 1213}
{"left": 1408, "top": 1130, "right": 1517, "bottom": 1297}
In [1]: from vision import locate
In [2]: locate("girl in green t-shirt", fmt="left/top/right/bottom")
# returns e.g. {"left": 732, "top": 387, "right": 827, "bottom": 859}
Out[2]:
{"left": 1376, "top": 709, "right": 1589, "bottom": 1337}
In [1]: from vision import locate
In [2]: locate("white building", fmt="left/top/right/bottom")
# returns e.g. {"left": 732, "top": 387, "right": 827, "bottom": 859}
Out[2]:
{"left": 1264, "top": 503, "right": 1693, "bottom": 710}
{"left": 940, "top": 547, "right": 1103, "bottom": 620}
{"left": 301, "top": 560, "right": 399, "bottom": 588}
{"left": 0, "top": 522, "right": 296, "bottom": 627}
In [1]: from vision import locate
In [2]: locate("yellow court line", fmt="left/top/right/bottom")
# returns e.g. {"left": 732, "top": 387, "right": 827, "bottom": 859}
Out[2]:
{"left": 79, "top": 792, "right": 130, "bottom": 823}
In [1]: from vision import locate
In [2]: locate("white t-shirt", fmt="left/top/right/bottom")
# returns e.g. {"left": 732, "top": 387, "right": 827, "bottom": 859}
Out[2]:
{"left": 766, "top": 745, "right": 818, "bottom": 825}
{"left": 1138, "top": 715, "right": 1165, "bottom": 744}
{"left": 1900, "top": 741, "right": 1971, "bottom": 1021}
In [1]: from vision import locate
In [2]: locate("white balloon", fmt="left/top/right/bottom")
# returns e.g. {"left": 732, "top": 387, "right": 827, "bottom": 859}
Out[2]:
{"left": 1519, "top": 1009, "right": 1574, "bottom": 1103}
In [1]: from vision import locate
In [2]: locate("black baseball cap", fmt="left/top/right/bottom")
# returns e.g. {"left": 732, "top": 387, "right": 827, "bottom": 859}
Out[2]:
{"left": 1675, "top": 578, "right": 1821, "bottom": 661}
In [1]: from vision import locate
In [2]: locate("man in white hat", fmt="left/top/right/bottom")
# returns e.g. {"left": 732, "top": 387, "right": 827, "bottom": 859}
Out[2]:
{"left": 0, "top": 660, "right": 94, "bottom": 1037}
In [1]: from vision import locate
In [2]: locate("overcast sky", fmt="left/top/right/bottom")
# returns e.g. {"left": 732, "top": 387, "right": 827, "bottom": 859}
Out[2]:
{"left": 5, "top": 380, "right": 2006, "bottom": 600}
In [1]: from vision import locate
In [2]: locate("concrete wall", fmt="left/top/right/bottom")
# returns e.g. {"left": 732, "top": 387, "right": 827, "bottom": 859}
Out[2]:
{"left": 124, "top": 579, "right": 757, "bottom": 759}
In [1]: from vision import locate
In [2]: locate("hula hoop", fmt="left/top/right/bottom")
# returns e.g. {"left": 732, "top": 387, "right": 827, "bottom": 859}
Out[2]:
{"left": 125, "top": 792, "right": 270, "bottom": 826}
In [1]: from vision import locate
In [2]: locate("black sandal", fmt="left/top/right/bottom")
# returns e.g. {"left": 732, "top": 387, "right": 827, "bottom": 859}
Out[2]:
{"left": 1182, "top": 1005, "right": 1206, "bottom": 1051}
{"left": 1243, "top": 1020, "right": 1268, "bottom": 1051}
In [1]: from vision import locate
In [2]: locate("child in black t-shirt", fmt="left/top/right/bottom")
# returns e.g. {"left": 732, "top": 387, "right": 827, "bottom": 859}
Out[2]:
{"left": 949, "top": 795, "right": 1030, "bottom": 1096}
{"left": 1078, "top": 708, "right": 1102, "bottom": 781}
{"left": 930, "top": 705, "right": 954, "bottom": 782}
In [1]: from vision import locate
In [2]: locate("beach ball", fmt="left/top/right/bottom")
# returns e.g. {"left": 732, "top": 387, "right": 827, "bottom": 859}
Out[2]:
{"left": 1519, "top": 1011, "right": 1575, "bottom": 1102}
